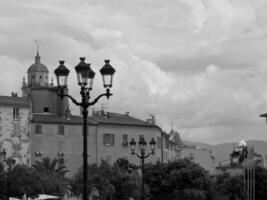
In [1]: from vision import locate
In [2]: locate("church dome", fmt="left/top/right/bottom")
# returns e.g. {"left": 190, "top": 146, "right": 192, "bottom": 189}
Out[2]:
{"left": 27, "top": 52, "right": 48, "bottom": 73}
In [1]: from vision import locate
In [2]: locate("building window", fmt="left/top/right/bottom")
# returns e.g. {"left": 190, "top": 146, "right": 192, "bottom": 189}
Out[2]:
{"left": 122, "top": 134, "right": 128, "bottom": 146}
{"left": 43, "top": 107, "right": 49, "bottom": 112}
{"left": 13, "top": 107, "right": 19, "bottom": 120}
{"left": 103, "top": 134, "right": 115, "bottom": 146}
{"left": 157, "top": 136, "right": 162, "bottom": 149}
{"left": 35, "top": 124, "right": 42, "bottom": 135}
{"left": 58, "top": 125, "right": 64, "bottom": 135}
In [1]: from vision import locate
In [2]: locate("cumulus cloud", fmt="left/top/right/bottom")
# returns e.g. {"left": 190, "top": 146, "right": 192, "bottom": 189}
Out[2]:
{"left": 0, "top": 0, "right": 266, "bottom": 144}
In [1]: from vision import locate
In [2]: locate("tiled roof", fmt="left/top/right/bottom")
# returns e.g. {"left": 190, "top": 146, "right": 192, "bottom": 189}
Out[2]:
{"left": 90, "top": 111, "right": 161, "bottom": 128}
{"left": 0, "top": 96, "right": 29, "bottom": 107}
{"left": 31, "top": 113, "right": 98, "bottom": 125}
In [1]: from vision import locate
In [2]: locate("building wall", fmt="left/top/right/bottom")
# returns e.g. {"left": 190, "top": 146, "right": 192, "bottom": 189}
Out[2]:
{"left": 0, "top": 105, "right": 30, "bottom": 165}
{"left": 181, "top": 148, "right": 213, "bottom": 172}
{"left": 96, "top": 124, "right": 162, "bottom": 166}
{"left": 30, "top": 122, "right": 97, "bottom": 177}
{"left": 157, "top": 134, "right": 180, "bottom": 163}
{"left": 30, "top": 87, "right": 68, "bottom": 116}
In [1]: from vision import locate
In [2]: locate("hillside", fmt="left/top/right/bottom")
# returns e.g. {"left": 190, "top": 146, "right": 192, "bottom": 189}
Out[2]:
{"left": 182, "top": 140, "right": 267, "bottom": 172}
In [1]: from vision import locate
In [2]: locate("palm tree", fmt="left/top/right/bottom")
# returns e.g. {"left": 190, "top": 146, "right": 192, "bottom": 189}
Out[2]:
{"left": 33, "top": 157, "right": 68, "bottom": 177}
{"left": 33, "top": 157, "right": 70, "bottom": 197}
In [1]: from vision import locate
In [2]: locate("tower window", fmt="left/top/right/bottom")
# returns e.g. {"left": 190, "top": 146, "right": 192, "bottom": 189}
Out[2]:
{"left": 43, "top": 107, "right": 49, "bottom": 112}
{"left": 13, "top": 108, "right": 19, "bottom": 120}
{"left": 39, "top": 75, "right": 42, "bottom": 79}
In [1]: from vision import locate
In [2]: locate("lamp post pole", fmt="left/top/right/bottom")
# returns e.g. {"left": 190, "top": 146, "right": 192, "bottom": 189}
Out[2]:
{"left": 54, "top": 57, "right": 115, "bottom": 200}
{"left": 129, "top": 138, "right": 156, "bottom": 200}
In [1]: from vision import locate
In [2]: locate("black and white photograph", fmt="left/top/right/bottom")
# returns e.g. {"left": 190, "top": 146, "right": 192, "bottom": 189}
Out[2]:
{"left": 0, "top": 0, "right": 266, "bottom": 200}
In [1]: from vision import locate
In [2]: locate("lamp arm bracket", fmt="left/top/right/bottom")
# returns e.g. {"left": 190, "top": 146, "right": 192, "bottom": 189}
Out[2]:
{"left": 133, "top": 152, "right": 142, "bottom": 159}
{"left": 144, "top": 152, "right": 153, "bottom": 159}
{"left": 60, "top": 94, "right": 81, "bottom": 106}
{"left": 88, "top": 92, "right": 113, "bottom": 106}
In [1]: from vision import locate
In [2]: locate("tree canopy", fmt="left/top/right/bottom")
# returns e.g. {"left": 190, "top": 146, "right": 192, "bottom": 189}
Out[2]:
{"left": 144, "top": 158, "right": 212, "bottom": 200}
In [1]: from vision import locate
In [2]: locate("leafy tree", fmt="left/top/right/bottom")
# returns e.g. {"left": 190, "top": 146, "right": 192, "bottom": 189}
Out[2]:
{"left": 69, "top": 172, "right": 83, "bottom": 200}
{"left": 0, "top": 162, "right": 7, "bottom": 199}
{"left": 92, "top": 161, "right": 115, "bottom": 200}
{"left": 255, "top": 166, "right": 267, "bottom": 200}
{"left": 144, "top": 158, "right": 212, "bottom": 200}
{"left": 71, "top": 159, "right": 141, "bottom": 200}
{"left": 213, "top": 166, "right": 267, "bottom": 200}
{"left": 218, "top": 175, "right": 244, "bottom": 200}
{"left": 32, "top": 157, "right": 68, "bottom": 177}
{"left": 6, "top": 164, "right": 43, "bottom": 197}
{"left": 32, "top": 157, "right": 70, "bottom": 197}
{"left": 111, "top": 161, "right": 141, "bottom": 200}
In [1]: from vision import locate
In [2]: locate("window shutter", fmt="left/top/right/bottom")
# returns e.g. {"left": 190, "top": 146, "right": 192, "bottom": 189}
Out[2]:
{"left": 111, "top": 134, "right": 114, "bottom": 145}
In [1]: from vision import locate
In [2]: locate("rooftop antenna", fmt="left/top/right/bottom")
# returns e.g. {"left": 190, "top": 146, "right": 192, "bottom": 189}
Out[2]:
{"left": 34, "top": 39, "right": 41, "bottom": 63}
{"left": 34, "top": 39, "right": 41, "bottom": 55}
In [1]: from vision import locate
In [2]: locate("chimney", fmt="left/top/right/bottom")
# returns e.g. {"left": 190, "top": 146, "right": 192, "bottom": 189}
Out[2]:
{"left": 11, "top": 92, "right": 18, "bottom": 97}
{"left": 125, "top": 111, "right": 129, "bottom": 116}
{"left": 147, "top": 114, "right": 156, "bottom": 125}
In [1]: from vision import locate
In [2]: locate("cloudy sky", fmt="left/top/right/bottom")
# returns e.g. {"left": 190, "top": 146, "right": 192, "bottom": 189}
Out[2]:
{"left": 0, "top": 0, "right": 267, "bottom": 144}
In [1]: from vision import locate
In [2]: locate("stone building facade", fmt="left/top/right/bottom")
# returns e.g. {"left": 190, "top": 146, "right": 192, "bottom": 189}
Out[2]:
{"left": 0, "top": 95, "right": 30, "bottom": 165}
{"left": 0, "top": 51, "right": 182, "bottom": 176}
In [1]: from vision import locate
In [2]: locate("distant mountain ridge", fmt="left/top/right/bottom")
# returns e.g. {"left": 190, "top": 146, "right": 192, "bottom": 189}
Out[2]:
{"left": 182, "top": 140, "right": 267, "bottom": 171}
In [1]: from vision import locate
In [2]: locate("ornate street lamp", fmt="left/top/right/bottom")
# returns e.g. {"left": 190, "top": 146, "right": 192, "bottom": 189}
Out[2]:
{"left": 130, "top": 137, "right": 156, "bottom": 200}
{"left": 54, "top": 57, "right": 115, "bottom": 200}
{"left": 260, "top": 113, "right": 267, "bottom": 123}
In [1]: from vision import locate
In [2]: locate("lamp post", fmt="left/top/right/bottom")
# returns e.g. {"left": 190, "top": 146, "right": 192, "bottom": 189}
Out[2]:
{"left": 54, "top": 57, "right": 115, "bottom": 200}
{"left": 129, "top": 137, "right": 156, "bottom": 200}
{"left": 260, "top": 113, "right": 267, "bottom": 122}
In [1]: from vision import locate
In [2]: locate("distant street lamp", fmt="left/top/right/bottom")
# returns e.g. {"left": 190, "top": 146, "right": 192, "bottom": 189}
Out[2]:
{"left": 129, "top": 137, "right": 156, "bottom": 200}
{"left": 54, "top": 57, "right": 115, "bottom": 200}
{"left": 259, "top": 113, "right": 267, "bottom": 123}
